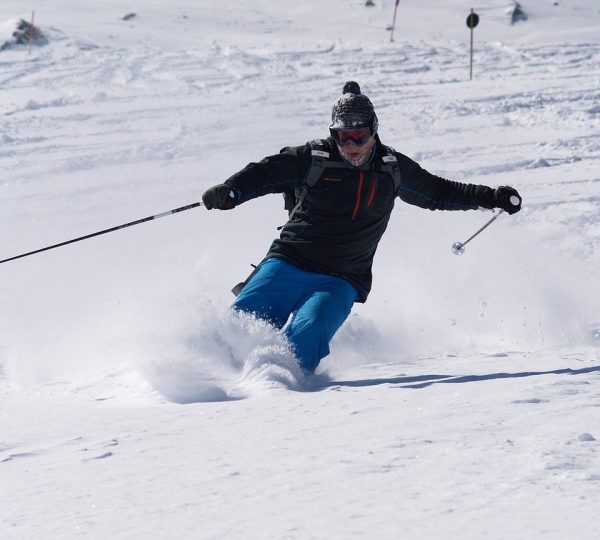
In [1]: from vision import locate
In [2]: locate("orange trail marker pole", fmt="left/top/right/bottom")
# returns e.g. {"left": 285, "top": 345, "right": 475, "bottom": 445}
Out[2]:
{"left": 28, "top": 10, "right": 35, "bottom": 54}
{"left": 390, "top": 0, "right": 400, "bottom": 43}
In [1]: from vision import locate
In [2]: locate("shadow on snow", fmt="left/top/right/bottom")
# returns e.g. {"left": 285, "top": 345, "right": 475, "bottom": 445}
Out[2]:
{"left": 317, "top": 365, "right": 600, "bottom": 391}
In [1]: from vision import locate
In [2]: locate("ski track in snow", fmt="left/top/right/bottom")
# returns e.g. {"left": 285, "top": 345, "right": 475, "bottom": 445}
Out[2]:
{"left": 1, "top": 0, "right": 600, "bottom": 538}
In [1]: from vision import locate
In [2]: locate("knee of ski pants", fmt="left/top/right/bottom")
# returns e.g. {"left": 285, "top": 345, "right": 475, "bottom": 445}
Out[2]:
{"left": 284, "top": 284, "right": 357, "bottom": 373}
{"left": 231, "top": 258, "right": 358, "bottom": 371}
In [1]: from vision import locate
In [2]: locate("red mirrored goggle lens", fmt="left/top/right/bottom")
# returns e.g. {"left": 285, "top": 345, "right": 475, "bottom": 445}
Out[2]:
{"left": 333, "top": 128, "right": 371, "bottom": 147}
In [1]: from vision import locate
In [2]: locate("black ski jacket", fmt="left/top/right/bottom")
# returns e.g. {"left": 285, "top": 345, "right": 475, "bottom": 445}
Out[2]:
{"left": 224, "top": 136, "right": 495, "bottom": 302}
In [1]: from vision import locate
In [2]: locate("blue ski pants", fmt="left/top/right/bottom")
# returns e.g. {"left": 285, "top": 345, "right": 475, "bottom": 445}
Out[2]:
{"left": 232, "top": 258, "right": 357, "bottom": 373}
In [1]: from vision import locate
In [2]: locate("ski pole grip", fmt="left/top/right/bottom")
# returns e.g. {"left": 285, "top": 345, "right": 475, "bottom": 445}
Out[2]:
{"left": 509, "top": 195, "right": 520, "bottom": 206}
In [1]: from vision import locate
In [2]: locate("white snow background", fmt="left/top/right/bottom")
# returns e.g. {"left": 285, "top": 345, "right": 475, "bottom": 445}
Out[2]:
{"left": 1, "top": 0, "right": 599, "bottom": 538}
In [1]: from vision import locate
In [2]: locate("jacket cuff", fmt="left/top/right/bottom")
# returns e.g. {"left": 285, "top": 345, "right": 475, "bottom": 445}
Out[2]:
{"left": 475, "top": 186, "right": 497, "bottom": 209}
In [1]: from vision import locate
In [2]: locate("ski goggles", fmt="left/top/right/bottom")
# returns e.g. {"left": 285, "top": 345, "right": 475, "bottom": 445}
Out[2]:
{"left": 330, "top": 127, "right": 372, "bottom": 147}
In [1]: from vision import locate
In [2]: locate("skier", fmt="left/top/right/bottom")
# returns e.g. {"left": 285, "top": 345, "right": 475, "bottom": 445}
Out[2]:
{"left": 202, "top": 81, "right": 522, "bottom": 374}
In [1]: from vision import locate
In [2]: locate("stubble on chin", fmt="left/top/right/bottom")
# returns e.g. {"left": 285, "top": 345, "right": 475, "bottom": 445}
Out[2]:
{"left": 344, "top": 154, "right": 369, "bottom": 167}
{"left": 338, "top": 142, "right": 374, "bottom": 167}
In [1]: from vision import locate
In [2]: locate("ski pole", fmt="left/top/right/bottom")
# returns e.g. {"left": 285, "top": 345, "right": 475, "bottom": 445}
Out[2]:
{"left": 0, "top": 201, "right": 203, "bottom": 265}
{"left": 451, "top": 195, "right": 520, "bottom": 255}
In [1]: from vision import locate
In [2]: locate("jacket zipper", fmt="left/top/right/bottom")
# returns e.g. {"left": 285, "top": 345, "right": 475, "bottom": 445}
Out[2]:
{"left": 352, "top": 172, "right": 364, "bottom": 221}
{"left": 367, "top": 177, "right": 378, "bottom": 207}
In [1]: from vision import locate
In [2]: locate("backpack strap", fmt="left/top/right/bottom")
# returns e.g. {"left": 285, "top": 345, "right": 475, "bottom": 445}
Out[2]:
{"left": 284, "top": 139, "right": 345, "bottom": 224}
{"left": 378, "top": 145, "right": 402, "bottom": 194}
{"left": 282, "top": 141, "right": 401, "bottom": 226}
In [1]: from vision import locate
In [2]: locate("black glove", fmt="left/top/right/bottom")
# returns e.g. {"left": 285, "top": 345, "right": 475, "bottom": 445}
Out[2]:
{"left": 202, "top": 184, "right": 236, "bottom": 210}
{"left": 495, "top": 186, "right": 522, "bottom": 214}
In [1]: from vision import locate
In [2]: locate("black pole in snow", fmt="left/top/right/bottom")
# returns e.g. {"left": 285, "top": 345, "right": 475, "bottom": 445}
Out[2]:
{"left": 466, "top": 9, "right": 480, "bottom": 80}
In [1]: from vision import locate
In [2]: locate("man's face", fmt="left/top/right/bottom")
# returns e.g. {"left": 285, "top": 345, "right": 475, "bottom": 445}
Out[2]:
{"left": 336, "top": 129, "right": 376, "bottom": 167}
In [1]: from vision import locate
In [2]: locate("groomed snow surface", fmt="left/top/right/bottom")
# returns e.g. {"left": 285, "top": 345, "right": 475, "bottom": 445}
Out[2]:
{"left": 1, "top": 0, "right": 599, "bottom": 538}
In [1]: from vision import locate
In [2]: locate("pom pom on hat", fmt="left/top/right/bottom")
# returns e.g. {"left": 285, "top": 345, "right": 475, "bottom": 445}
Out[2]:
{"left": 342, "top": 81, "right": 361, "bottom": 95}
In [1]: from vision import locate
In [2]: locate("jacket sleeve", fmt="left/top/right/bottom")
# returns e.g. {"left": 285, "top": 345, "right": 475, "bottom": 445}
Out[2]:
{"left": 395, "top": 153, "right": 496, "bottom": 211}
{"left": 223, "top": 144, "right": 311, "bottom": 205}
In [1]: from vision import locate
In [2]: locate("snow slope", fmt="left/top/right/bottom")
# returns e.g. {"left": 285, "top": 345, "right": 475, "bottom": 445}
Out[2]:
{"left": 1, "top": 1, "right": 599, "bottom": 538}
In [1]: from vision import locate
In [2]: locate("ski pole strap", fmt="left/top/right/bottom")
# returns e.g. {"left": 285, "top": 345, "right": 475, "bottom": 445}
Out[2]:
{"left": 0, "top": 201, "right": 203, "bottom": 265}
